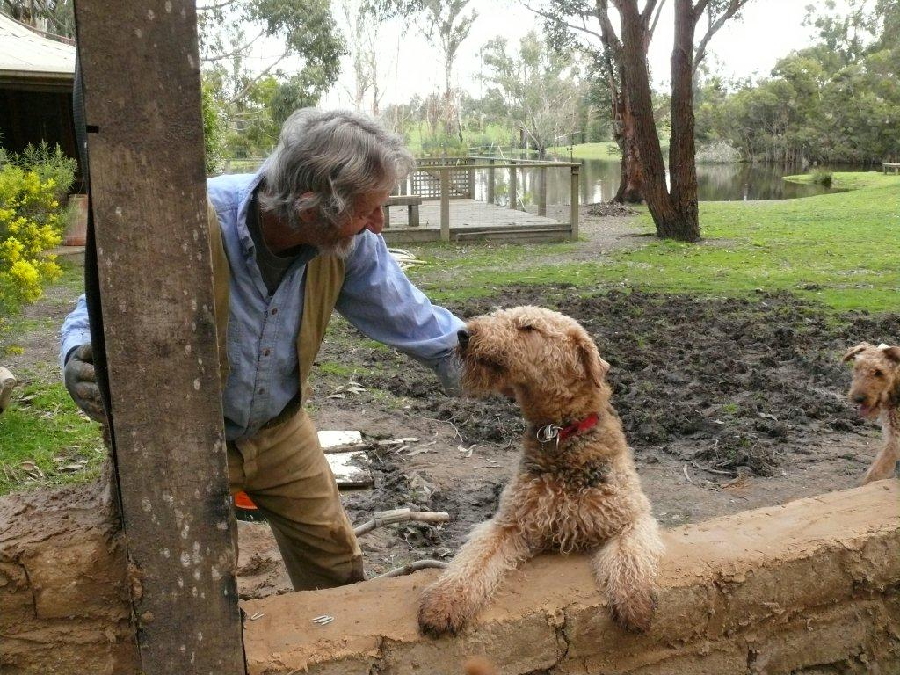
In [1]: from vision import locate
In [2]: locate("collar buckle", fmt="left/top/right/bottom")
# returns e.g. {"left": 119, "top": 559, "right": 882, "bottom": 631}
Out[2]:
{"left": 536, "top": 424, "right": 562, "bottom": 448}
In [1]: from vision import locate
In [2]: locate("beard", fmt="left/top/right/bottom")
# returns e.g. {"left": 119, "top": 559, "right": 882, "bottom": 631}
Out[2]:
{"left": 317, "top": 234, "right": 359, "bottom": 259}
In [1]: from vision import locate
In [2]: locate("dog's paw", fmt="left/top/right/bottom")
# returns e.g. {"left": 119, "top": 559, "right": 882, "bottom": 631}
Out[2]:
{"left": 418, "top": 588, "right": 471, "bottom": 637}
{"left": 610, "top": 589, "right": 657, "bottom": 633}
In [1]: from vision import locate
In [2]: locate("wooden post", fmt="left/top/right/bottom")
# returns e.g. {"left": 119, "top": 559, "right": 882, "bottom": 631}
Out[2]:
{"left": 73, "top": 1, "right": 243, "bottom": 673}
{"left": 538, "top": 166, "right": 548, "bottom": 216}
{"left": 440, "top": 168, "right": 450, "bottom": 242}
{"left": 509, "top": 162, "right": 518, "bottom": 211}
{"left": 570, "top": 165, "right": 580, "bottom": 241}
{"left": 467, "top": 158, "right": 475, "bottom": 199}
{"left": 487, "top": 158, "right": 495, "bottom": 205}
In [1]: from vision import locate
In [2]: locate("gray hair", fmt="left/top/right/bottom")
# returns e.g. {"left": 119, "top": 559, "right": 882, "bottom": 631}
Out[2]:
{"left": 258, "top": 108, "right": 415, "bottom": 231}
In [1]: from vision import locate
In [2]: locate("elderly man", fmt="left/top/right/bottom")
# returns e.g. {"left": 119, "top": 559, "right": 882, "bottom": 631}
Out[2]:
{"left": 61, "top": 108, "right": 463, "bottom": 590}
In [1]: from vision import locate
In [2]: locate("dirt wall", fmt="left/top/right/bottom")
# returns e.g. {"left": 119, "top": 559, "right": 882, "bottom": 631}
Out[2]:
{"left": 241, "top": 481, "right": 900, "bottom": 675}
{"left": 2, "top": 480, "right": 898, "bottom": 675}
{"left": 0, "top": 479, "right": 137, "bottom": 675}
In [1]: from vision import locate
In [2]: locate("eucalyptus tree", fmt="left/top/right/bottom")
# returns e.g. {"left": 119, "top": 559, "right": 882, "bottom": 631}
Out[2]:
{"left": 481, "top": 31, "right": 587, "bottom": 157}
{"left": 538, "top": 0, "right": 753, "bottom": 242}
{"left": 197, "top": 0, "right": 344, "bottom": 109}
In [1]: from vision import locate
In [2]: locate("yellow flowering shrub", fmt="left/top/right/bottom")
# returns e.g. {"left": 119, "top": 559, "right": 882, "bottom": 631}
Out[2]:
{"left": 0, "top": 165, "right": 64, "bottom": 311}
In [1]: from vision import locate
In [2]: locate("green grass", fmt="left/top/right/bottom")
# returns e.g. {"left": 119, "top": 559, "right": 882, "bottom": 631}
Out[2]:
{"left": 406, "top": 171, "right": 900, "bottom": 312}
{"left": 0, "top": 381, "right": 106, "bottom": 496}
{"left": 546, "top": 141, "right": 621, "bottom": 160}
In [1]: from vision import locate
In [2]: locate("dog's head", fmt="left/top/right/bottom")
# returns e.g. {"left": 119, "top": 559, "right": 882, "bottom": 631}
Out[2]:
{"left": 456, "top": 306, "right": 610, "bottom": 421}
{"left": 842, "top": 342, "right": 900, "bottom": 418}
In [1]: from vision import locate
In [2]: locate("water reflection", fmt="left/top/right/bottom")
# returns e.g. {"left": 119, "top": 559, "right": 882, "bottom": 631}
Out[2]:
{"left": 558, "top": 159, "right": 846, "bottom": 203}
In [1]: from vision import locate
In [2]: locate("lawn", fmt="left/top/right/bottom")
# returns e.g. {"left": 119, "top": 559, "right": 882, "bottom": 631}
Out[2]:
{"left": 408, "top": 171, "right": 900, "bottom": 313}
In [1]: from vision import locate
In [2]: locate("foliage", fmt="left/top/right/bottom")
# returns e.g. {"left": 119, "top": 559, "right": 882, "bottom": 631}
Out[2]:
{"left": 480, "top": 31, "right": 587, "bottom": 156}
{"left": 197, "top": 0, "right": 344, "bottom": 150}
{"left": 695, "top": 140, "right": 742, "bottom": 164}
{"left": 201, "top": 80, "right": 227, "bottom": 175}
{"left": 696, "top": 0, "right": 900, "bottom": 165}
{"left": 1, "top": 0, "right": 74, "bottom": 37}
{"left": 0, "top": 144, "right": 74, "bottom": 314}
{"left": 9, "top": 141, "right": 76, "bottom": 201}
{"left": 810, "top": 169, "right": 833, "bottom": 187}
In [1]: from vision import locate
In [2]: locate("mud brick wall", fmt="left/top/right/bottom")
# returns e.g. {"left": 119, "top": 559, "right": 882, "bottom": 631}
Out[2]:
{"left": 0, "top": 480, "right": 138, "bottom": 675}
{"left": 2, "top": 479, "right": 898, "bottom": 674}
{"left": 242, "top": 481, "right": 900, "bottom": 675}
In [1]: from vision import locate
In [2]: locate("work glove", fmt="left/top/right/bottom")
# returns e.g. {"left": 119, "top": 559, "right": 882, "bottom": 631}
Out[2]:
{"left": 63, "top": 343, "right": 106, "bottom": 423}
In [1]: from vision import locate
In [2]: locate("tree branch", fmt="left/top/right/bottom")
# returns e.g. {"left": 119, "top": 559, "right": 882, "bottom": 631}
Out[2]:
{"left": 524, "top": 3, "right": 603, "bottom": 42}
{"left": 226, "top": 50, "right": 291, "bottom": 105}
{"left": 201, "top": 28, "right": 268, "bottom": 63}
{"left": 693, "top": 0, "right": 752, "bottom": 71}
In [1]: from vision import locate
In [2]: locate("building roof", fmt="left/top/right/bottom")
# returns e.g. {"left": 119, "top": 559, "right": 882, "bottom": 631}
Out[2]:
{"left": 0, "top": 13, "right": 75, "bottom": 88}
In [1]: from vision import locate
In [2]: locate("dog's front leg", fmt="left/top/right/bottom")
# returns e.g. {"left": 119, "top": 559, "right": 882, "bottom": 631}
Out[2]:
{"left": 591, "top": 512, "right": 663, "bottom": 633}
{"left": 418, "top": 519, "right": 530, "bottom": 637}
{"left": 863, "top": 418, "right": 900, "bottom": 483}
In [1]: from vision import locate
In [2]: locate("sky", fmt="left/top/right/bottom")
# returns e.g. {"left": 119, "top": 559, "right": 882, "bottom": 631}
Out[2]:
{"left": 267, "top": 0, "right": 826, "bottom": 109}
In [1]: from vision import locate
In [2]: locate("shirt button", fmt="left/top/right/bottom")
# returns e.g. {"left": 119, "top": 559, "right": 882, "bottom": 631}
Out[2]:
{"left": 258, "top": 387, "right": 265, "bottom": 395}
{"left": 270, "top": 308, "right": 278, "bottom": 316}
{"left": 263, "top": 349, "right": 271, "bottom": 357}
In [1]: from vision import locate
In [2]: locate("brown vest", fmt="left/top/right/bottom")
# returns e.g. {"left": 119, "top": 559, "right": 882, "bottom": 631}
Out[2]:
{"left": 206, "top": 200, "right": 345, "bottom": 405}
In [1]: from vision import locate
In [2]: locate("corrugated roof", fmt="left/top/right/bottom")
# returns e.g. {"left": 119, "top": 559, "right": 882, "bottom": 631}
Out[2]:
{"left": 0, "top": 13, "right": 75, "bottom": 81}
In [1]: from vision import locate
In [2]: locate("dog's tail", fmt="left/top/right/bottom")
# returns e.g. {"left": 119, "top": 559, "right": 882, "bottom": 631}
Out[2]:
{"left": 464, "top": 656, "right": 498, "bottom": 675}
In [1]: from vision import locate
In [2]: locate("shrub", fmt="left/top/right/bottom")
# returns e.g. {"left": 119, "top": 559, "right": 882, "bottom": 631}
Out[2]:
{"left": 810, "top": 169, "right": 833, "bottom": 187}
{"left": 696, "top": 140, "right": 742, "bottom": 164}
{"left": 11, "top": 141, "right": 77, "bottom": 199}
{"left": 0, "top": 164, "right": 66, "bottom": 314}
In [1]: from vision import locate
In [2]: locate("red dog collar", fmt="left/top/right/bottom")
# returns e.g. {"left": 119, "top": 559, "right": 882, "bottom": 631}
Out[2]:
{"left": 536, "top": 413, "right": 600, "bottom": 445}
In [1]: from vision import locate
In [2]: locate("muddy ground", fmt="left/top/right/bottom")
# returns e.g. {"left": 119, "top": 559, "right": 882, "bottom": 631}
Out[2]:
{"left": 4, "top": 209, "right": 897, "bottom": 599}
{"left": 312, "top": 284, "right": 896, "bottom": 589}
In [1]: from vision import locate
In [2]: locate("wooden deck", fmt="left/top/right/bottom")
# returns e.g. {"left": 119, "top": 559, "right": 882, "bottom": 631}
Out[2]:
{"left": 381, "top": 198, "right": 573, "bottom": 244}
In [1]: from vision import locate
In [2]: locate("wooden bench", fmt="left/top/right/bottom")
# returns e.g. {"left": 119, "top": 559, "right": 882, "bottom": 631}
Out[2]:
{"left": 883, "top": 162, "right": 900, "bottom": 175}
{"left": 384, "top": 195, "right": 423, "bottom": 228}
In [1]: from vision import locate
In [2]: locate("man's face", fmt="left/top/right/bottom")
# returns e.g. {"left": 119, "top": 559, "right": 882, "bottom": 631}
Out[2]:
{"left": 319, "top": 190, "right": 390, "bottom": 258}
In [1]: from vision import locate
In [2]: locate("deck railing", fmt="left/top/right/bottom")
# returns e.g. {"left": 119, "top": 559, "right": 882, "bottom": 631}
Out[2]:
{"left": 399, "top": 156, "right": 581, "bottom": 241}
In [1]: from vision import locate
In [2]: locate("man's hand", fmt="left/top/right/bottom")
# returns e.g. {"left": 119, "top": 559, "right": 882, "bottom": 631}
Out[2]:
{"left": 63, "top": 343, "right": 106, "bottom": 422}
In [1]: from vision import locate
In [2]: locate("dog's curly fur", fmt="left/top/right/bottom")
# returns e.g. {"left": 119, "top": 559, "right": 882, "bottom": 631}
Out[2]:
{"left": 842, "top": 342, "right": 900, "bottom": 483}
{"left": 418, "top": 306, "right": 663, "bottom": 637}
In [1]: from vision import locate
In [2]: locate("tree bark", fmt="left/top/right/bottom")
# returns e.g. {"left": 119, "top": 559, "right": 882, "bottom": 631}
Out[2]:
{"left": 612, "top": 73, "right": 644, "bottom": 204}
{"left": 618, "top": 1, "right": 680, "bottom": 233}
{"left": 666, "top": 0, "right": 700, "bottom": 241}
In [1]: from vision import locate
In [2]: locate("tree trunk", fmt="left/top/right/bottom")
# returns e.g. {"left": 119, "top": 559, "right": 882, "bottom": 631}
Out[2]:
{"left": 612, "top": 75, "right": 644, "bottom": 204}
{"left": 666, "top": 0, "right": 700, "bottom": 242}
{"left": 618, "top": 1, "right": 679, "bottom": 235}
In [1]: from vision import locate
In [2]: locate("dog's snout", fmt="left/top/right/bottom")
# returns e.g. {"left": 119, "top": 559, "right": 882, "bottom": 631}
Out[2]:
{"left": 457, "top": 329, "right": 470, "bottom": 349}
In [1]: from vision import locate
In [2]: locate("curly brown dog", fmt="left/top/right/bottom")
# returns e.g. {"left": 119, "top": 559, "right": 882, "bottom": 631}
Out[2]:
{"left": 842, "top": 342, "right": 900, "bottom": 483}
{"left": 418, "top": 306, "right": 663, "bottom": 637}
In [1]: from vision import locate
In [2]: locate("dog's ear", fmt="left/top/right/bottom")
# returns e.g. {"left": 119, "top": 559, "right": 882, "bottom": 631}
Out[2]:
{"left": 882, "top": 346, "right": 900, "bottom": 364}
{"left": 842, "top": 343, "right": 871, "bottom": 363}
{"left": 572, "top": 331, "right": 608, "bottom": 387}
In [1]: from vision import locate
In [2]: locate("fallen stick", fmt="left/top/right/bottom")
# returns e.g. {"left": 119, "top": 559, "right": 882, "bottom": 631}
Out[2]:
{"left": 353, "top": 508, "right": 450, "bottom": 536}
{"left": 371, "top": 559, "right": 449, "bottom": 579}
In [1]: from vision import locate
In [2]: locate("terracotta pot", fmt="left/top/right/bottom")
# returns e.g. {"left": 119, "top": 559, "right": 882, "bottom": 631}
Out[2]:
{"left": 64, "top": 194, "right": 88, "bottom": 246}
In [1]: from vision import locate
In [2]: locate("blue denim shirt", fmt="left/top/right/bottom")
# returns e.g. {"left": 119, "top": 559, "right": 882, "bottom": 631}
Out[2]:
{"left": 61, "top": 172, "right": 464, "bottom": 441}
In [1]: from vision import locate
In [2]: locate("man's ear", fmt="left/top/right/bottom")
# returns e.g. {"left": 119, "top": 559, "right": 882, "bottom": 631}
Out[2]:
{"left": 294, "top": 192, "right": 320, "bottom": 223}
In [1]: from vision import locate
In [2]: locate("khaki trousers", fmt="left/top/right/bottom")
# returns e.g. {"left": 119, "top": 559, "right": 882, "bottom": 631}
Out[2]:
{"left": 227, "top": 410, "right": 364, "bottom": 590}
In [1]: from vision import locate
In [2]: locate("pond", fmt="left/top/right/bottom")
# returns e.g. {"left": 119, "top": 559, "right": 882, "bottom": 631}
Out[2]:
{"left": 546, "top": 158, "right": 845, "bottom": 203}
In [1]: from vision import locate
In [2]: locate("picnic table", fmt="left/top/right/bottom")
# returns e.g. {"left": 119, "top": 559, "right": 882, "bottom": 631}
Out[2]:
{"left": 883, "top": 162, "right": 900, "bottom": 175}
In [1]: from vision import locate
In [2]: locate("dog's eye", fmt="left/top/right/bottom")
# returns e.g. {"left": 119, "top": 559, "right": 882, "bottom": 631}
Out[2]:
{"left": 873, "top": 368, "right": 884, "bottom": 378}
{"left": 519, "top": 324, "right": 536, "bottom": 332}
